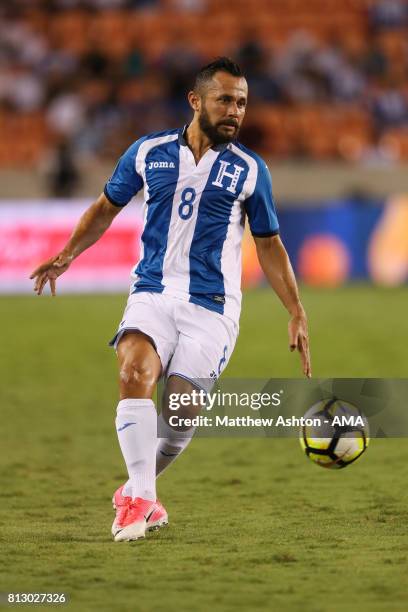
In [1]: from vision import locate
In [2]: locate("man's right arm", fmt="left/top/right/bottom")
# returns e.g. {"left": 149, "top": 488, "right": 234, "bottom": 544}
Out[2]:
{"left": 30, "top": 193, "right": 122, "bottom": 296}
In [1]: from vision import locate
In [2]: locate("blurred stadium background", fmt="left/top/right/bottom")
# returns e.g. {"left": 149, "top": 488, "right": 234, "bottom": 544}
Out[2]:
{"left": 1, "top": 0, "right": 408, "bottom": 291}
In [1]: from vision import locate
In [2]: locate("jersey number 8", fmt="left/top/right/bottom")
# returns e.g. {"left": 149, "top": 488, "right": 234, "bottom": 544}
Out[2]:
{"left": 178, "top": 187, "right": 196, "bottom": 220}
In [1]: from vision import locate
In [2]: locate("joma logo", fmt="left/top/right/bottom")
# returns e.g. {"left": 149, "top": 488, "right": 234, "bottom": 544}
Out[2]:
{"left": 148, "top": 161, "right": 176, "bottom": 170}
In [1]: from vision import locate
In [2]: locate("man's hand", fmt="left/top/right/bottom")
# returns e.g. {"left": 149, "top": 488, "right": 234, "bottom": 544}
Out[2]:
{"left": 288, "top": 314, "right": 311, "bottom": 378}
{"left": 254, "top": 235, "right": 312, "bottom": 378}
{"left": 29, "top": 194, "right": 122, "bottom": 296}
{"left": 30, "top": 252, "right": 73, "bottom": 296}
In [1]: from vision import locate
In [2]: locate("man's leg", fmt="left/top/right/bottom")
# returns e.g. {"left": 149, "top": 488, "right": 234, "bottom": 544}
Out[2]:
{"left": 113, "top": 331, "right": 162, "bottom": 541}
{"left": 156, "top": 376, "right": 200, "bottom": 477}
{"left": 156, "top": 300, "right": 238, "bottom": 477}
{"left": 116, "top": 331, "right": 161, "bottom": 501}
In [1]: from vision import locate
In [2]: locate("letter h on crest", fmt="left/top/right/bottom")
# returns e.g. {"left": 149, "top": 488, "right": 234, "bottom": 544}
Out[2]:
{"left": 212, "top": 161, "right": 244, "bottom": 194}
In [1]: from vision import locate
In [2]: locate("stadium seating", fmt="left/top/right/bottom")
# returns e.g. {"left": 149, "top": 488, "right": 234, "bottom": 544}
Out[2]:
{"left": 1, "top": 1, "right": 408, "bottom": 166}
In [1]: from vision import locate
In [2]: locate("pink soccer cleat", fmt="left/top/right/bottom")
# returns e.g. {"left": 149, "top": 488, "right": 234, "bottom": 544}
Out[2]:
{"left": 147, "top": 499, "right": 168, "bottom": 531}
{"left": 111, "top": 486, "right": 168, "bottom": 541}
{"left": 113, "top": 496, "right": 155, "bottom": 542}
{"left": 111, "top": 485, "right": 131, "bottom": 537}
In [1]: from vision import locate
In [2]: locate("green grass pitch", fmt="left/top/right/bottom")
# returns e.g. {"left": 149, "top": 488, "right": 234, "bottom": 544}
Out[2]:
{"left": 1, "top": 286, "right": 407, "bottom": 612}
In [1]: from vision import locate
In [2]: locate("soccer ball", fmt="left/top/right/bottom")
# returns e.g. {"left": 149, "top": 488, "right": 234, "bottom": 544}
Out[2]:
{"left": 300, "top": 398, "right": 369, "bottom": 469}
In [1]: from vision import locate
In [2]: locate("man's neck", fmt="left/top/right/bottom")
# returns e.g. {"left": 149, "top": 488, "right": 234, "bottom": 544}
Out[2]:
{"left": 185, "top": 120, "right": 214, "bottom": 164}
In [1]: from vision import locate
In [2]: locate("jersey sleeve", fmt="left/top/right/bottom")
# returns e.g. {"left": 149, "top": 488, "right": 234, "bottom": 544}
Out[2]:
{"left": 244, "top": 160, "right": 279, "bottom": 237}
{"left": 104, "top": 141, "right": 144, "bottom": 207}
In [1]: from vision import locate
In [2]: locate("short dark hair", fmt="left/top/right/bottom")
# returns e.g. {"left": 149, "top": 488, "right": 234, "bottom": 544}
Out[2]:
{"left": 194, "top": 57, "right": 245, "bottom": 93}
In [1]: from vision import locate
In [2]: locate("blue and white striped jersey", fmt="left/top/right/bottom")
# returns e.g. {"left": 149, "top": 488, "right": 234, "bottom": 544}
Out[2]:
{"left": 104, "top": 127, "right": 279, "bottom": 323}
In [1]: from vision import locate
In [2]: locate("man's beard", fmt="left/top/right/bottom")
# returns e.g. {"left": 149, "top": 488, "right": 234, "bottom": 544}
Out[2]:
{"left": 198, "top": 107, "right": 240, "bottom": 145}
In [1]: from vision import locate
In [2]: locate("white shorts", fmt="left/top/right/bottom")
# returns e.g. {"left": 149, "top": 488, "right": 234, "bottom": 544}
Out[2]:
{"left": 110, "top": 292, "right": 238, "bottom": 389}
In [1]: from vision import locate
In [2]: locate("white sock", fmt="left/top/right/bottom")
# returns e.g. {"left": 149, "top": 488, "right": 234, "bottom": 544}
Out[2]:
{"left": 156, "top": 412, "right": 195, "bottom": 477}
{"left": 115, "top": 399, "right": 157, "bottom": 501}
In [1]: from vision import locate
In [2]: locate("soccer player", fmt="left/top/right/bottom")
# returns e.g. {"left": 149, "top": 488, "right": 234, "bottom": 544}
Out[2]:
{"left": 30, "top": 57, "right": 311, "bottom": 542}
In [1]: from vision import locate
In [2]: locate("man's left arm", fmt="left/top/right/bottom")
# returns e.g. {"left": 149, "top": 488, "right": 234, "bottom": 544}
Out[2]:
{"left": 254, "top": 234, "right": 311, "bottom": 378}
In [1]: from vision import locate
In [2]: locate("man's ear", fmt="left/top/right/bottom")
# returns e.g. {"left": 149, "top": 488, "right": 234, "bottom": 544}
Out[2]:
{"left": 188, "top": 90, "right": 201, "bottom": 112}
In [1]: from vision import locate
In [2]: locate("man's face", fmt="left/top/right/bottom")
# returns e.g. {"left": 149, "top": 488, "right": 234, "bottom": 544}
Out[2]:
{"left": 195, "top": 72, "right": 248, "bottom": 144}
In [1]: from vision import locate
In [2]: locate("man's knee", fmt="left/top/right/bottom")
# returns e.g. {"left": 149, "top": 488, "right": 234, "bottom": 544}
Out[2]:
{"left": 117, "top": 332, "right": 161, "bottom": 397}
{"left": 119, "top": 359, "right": 158, "bottom": 388}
